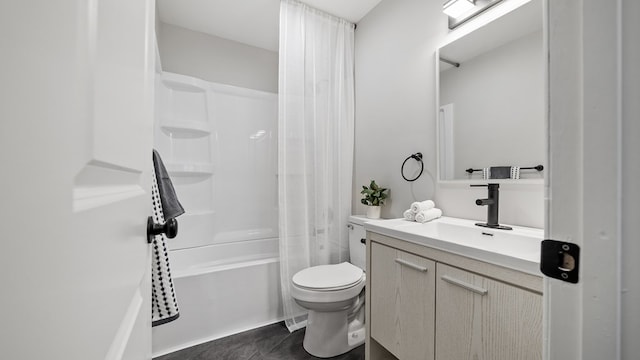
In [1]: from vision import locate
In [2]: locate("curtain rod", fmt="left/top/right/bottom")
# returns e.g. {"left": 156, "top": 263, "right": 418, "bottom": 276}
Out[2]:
{"left": 439, "top": 57, "right": 460, "bottom": 68}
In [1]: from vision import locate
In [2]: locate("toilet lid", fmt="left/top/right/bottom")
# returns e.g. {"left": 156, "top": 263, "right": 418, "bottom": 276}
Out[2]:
{"left": 292, "top": 262, "right": 364, "bottom": 291}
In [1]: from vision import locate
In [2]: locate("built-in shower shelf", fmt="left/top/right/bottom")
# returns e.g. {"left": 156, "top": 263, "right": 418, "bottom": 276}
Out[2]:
{"left": 165, "top": 162, "right": 214, "bottom": 177}
{"left": 161, "top": 73, "right": 208, "bottom": 93}
{"left": 161, "top": 119, "right": 211, "bottom": 138}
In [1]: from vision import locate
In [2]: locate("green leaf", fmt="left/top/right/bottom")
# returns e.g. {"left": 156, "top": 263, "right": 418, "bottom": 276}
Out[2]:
{"left": 361, "top": 180, "right": 389, "bottom": 207}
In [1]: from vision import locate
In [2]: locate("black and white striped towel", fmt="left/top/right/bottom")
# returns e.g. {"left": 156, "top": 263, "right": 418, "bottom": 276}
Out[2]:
{"left": 151, "top": 161, "right": 180, "bottom": 327}
{"left": 482, "top": 166, "right": 521, "bottom": 180}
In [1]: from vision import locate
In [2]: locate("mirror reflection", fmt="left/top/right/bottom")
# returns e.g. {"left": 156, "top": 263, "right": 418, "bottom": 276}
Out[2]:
{"left": 437, "top": 0, "right": 544, "bottom": 181}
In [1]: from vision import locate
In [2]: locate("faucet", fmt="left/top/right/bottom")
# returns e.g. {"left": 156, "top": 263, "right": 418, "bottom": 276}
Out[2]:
{"left": 470, "top": 183, "right": 512, "bottom": 230}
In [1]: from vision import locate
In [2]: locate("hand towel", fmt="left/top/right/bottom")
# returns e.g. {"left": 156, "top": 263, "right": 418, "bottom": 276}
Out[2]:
{"left": 153, "top": 149, "right": 185, "bottom": 220}
{"left": 151, "top": 152, "right": 182, "bottom": 327}
{"left": 410, "top": 200, "right": 435, "bottom": 213}
{"left": 510, "top": 166, "right": 521, "bottom": 179}
{"left": 482, "top": 168, "right": 490, "bottom": 180}
{"left": 415, "top": 208, "right": 443, "bottom": 224}
{"left": 403, "top": 209, "right": 415, "bottom": 221}
{"left": 489, "top": 166, "right": 511, "bottom": 179}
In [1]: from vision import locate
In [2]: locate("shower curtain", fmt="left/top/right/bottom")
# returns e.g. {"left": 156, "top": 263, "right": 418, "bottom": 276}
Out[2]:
{"left": 278, "top": 0, "right": 355, "bottom": 332}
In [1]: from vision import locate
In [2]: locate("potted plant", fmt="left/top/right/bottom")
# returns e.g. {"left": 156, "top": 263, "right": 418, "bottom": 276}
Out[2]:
{"left": 361, "top": 180, "right": 388, "bottom": 219}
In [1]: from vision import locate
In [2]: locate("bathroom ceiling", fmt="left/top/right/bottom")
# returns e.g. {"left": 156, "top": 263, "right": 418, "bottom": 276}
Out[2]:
{"left": 156, "top": 0, "right": 382, "bottom": 52}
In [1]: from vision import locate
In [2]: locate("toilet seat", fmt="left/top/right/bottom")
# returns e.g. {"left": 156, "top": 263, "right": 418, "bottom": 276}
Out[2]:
{"left": 292, "top": 262, "right": 363, "bottom": 291}
{"left": 291, "top": 262, "right": 366, "bottom": 304}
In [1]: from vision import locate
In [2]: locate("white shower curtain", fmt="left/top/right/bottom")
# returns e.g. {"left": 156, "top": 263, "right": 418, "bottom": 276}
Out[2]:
{"left": 278, "top": 0, "right": 355, "bottom": 332}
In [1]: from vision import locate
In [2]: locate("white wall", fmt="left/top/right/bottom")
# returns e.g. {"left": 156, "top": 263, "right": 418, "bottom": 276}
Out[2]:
{"left": 353, "top": 0, "right": 448, "bottom": 219}
{"left": 440, "top": 30, "right": 544, "bottom": 179}
{"left": 157, "top": 22, "right": 278, "bottom": 93}
{"left": 354, "top": 0, "right": 544, "bottom": 228}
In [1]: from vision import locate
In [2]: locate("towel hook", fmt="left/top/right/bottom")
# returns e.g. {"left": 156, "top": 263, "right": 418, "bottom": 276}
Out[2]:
{"left": 401, "top": 152, "right": 424, "bottom": 182}
{"left": 147, "top": 217, "right": 178, "bottom": 243}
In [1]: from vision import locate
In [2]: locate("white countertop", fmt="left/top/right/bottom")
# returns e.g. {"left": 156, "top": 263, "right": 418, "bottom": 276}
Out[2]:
{"left": 364, "top": 216, "right": 544, "bottom": 275}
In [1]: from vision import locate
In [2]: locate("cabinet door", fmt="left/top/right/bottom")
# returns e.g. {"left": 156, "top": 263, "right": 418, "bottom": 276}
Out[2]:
{"left": 371, "top": 242, "right": 436, "bottom": 360}
{"left": 436, "top": 263, "right": 542, "bottom": 360}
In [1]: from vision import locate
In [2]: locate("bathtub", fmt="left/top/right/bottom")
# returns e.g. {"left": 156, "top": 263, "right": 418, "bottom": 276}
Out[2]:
{"left": 151, "top": 237, "right": 284, "bottom": 357}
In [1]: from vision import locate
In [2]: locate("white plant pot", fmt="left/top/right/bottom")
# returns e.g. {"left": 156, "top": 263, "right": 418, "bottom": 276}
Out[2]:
{"left": 366, "top": 205, "right": 381, "bottom": 219}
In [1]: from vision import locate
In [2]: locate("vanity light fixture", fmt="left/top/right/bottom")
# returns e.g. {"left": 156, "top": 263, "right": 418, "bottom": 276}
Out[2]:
{"left": 443, "top": 0, "right": 475, "bottom": 18}
{"left": 443, "top": 0, "right": 505, "bottom": 29}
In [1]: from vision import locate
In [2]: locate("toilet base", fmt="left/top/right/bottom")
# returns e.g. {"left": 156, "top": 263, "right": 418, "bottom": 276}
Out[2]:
{"left": 302, "top": 307, "right": 365, "bottom": 358}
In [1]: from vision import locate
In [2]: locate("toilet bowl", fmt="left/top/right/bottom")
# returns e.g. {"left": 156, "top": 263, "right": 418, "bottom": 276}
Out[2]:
{"left": 290, "top": 216, "right": 368, "bottom": 358}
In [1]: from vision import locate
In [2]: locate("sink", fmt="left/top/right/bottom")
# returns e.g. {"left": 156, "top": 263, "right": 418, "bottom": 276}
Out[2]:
{"left": 364, "top": 217, "right": 543, "bottom": 274}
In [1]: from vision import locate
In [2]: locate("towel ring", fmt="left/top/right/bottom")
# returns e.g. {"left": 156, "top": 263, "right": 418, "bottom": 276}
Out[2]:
{"left": 401, "top": 152, "right": 424, "bottom": 182}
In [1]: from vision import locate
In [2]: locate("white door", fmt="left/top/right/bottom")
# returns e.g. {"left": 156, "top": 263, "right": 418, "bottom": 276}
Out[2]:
{"left": 0, "top": 1, "right": 155, "bottom": 359}
{"left": 545, "top": 0, "right": 639, "bottom": 359}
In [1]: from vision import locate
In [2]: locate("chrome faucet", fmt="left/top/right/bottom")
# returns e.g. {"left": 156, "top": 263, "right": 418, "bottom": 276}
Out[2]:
{"left": 471, "top": 183, "right": 512, "bottom": 230}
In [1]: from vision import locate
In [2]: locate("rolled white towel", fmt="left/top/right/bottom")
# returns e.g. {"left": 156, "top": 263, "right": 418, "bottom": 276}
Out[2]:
{"left": 403, "top": 209, "right": 415, "bottom": 221}
{"left": 410, "top": 200, "right": 435, "bottom": 214}
{"left": 415, "top": 208, "right": 443, "bottom": 224}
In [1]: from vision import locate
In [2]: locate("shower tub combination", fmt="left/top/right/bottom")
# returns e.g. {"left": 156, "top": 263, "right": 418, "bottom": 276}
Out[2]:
{"left": 151, "top": 236, "right": 282, "bottom": 356}
{"left": 151, "top": 73, "right": 282, "bottom": 357}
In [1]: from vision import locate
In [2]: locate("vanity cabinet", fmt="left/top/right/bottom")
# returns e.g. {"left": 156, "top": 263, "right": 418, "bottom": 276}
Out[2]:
{"left": 436, "top": 263, "right": 542, "bottom": 360}
{"left": 370, "top": 243, "right": 435, "bottom": 360}
{"left": 366, "top": 232, "right": 543, "bottom": 360}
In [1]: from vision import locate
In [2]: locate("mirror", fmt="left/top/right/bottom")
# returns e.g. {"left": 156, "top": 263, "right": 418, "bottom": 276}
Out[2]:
{"left": 437, "top": 0, "right": 544, "bottom": 182}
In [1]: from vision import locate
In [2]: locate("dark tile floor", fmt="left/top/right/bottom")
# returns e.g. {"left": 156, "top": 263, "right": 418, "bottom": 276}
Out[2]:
{"left": 155, "top": 322, "right": 365, "bottom": 360}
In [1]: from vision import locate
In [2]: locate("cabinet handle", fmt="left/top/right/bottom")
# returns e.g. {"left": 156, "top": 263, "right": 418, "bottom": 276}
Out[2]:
{"left": 394, "top": 258, "right": 428, "bottom": 272}
{"left": 441, "top": 275, "right": 488, "bottom": 295}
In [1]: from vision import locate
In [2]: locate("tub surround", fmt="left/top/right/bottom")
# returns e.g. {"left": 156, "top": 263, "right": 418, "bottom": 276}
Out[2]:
{"left": 151, "top": 238, "right": 283, "bottom": 357}
{"left": 157, "top": 22, "right": 278, "bottom": 93}
{"left": 152, "top": 71, "right": 280, "bottom": 357}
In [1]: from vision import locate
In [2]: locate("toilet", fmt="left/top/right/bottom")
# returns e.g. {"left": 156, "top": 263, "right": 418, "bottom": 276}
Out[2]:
{"left": 290, "top": 215, "right": 368, "bottom": 358}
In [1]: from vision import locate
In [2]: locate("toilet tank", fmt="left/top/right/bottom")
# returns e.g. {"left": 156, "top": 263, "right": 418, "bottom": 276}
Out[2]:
{"left": 348, "top": 215, "right": 368, "bottom": 270}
